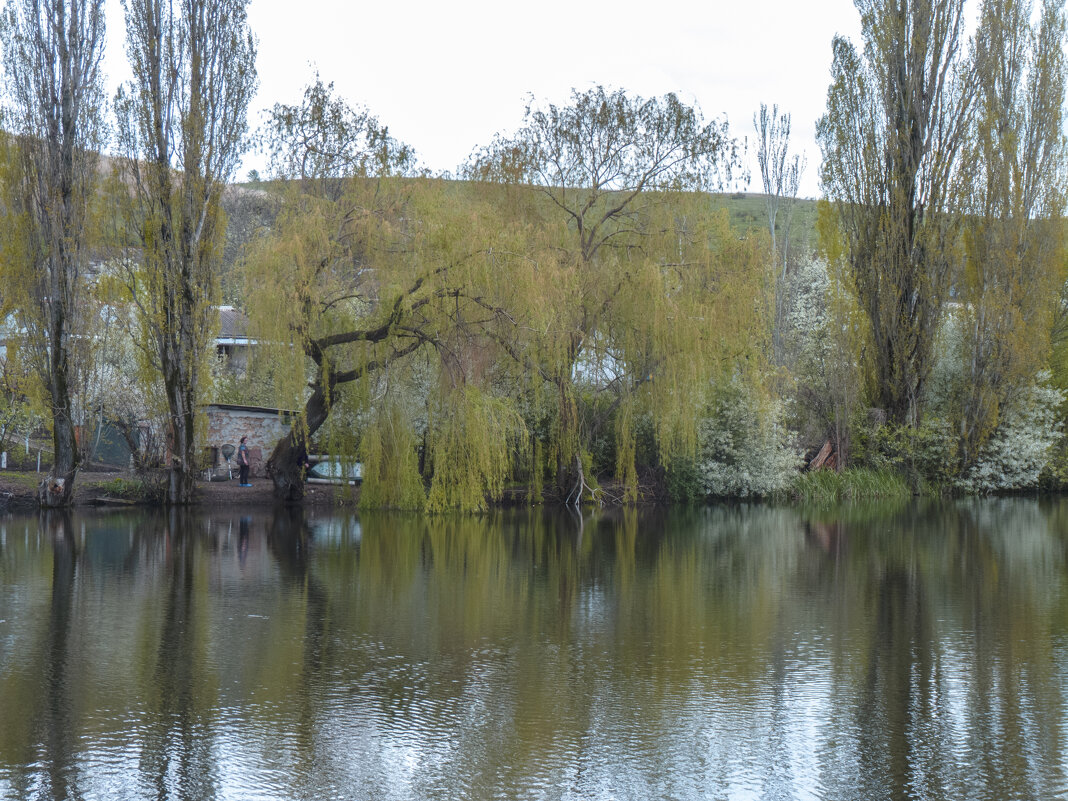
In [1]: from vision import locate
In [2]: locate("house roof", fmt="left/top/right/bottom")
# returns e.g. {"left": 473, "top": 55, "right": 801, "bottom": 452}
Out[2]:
{"left": 218, "top": 305, "right": 250, "bottom": 339}
{"left": 205, "top": 402, "right": 289, "bottom": 414}
{"left": 203, "top": 402, "right": 297, "bottom": 421}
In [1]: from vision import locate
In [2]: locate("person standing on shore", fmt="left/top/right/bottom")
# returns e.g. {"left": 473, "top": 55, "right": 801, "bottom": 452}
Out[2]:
{"left": 238, "top": 436, "right": 251, "bottom": 486}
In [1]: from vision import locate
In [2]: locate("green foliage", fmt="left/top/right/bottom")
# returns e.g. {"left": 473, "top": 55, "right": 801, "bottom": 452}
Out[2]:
{"left": 949, "top": 0, "right": 1067, "bottom": 474}
{"left": 222, "top": 74, "right": 1064, "bottom": 508}
{"left": 263, "top": 76, "right": 417, "bottom": 189}
{"left": 929, "top": 309, "right": 1066, "bottom": 493}
{"left": 955, "top": 377, "right": 1064, "bottom": 493}
{"left": 464, "top": 85, "right": 741, "bottom": 195}
{"left": 753, "top": 102, "right": 807, "bottom": 367}
{"left": 1041, "top": 420, "right": 1068, "bottom": 490}
{"left": 665, "top": 458, "right": 704, "bottom": 504}
{"left": 245, "top": 118, "right": 769, "bottom": 507}
{"left": 696, "top": 378, "right": 801, "bottom": 498}
{"left": 113, "top": 0, "right": 257, "bottom": 504}
{"left": 463, "top": 87, "right": 762, "bottom": 494}
{"left": 425, "top": 387, "right": 527, "bottom": 513}
{"left": 209, "top": 348, "right": 283, "bottom": 408}
{"left": 853, "top": 420, "right": 956, "bottom": 491}
{"left": 358, "top": 404, "right": 425, "bottom": 511}
{"left": 90, "top": 475, "right": 167, "bottom": 504}
{"left": 851, "top": 371, "right": 1065, "bottom": 494}
{"left": 0, "top": 342, "right": 37, "bottom": 455}
{"left": 817, "top": 1, "right": 972, "bottom": 425}
{"left": 0, "top": 0, "right": 107, "bottom": 503}
{"left": 780, "top": 251, "right": 866, "bottom": 461}
{"left": 788, "top": 468, "right": 912, "bottom": 502}
{"left": 613, "top": 403, "right": 639, "bottom": 504}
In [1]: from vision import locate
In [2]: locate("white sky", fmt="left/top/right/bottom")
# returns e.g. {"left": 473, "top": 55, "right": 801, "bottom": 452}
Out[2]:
{"left": 102, "top": 0, "right": 867, "bottom": 198}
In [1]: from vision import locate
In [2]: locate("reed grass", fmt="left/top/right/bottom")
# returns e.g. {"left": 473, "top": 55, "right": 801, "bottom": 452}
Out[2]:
{"left": 787, "top": 468, "right": 912, "bottom": 502}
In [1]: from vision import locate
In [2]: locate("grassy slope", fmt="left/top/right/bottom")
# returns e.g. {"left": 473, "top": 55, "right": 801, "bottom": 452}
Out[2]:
{"left": 223, "top": 179, "right": 821, "bottom": 293}
{"left": 709, "top": 192, "right": 819, "bottom": 255}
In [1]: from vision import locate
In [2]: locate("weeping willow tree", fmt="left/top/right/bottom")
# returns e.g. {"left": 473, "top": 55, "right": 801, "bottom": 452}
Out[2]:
{"left": 463, "top": 86, "right": 765, "bottom": 500}
{"left": 250, "top": 83, "right": 529, "bottom": 507}
{"left": 0, "top": 0, "right": 106, "bottom": 507}
{"left": 246, "top": 178, "right": 534, "bottom": 507}
{"left": 949, "top": 0, "right": 1067, "bottom": 474}
{"left": 357, "top": 402, "right": 425, "bottom": 510}
{"left": 113, "top": 0, "right": 256, "bottom": 504}
{"left": 424, "top": 387, "right": 527, "bottom": 512}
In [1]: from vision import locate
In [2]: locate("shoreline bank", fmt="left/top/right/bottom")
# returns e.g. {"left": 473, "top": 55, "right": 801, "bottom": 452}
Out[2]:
{"left": 0, "top": 470, "right": 348, "bottom": 513}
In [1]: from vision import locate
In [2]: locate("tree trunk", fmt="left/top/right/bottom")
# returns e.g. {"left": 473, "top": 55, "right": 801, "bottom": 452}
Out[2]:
{"left": 167, "top": 413, "right": 198, "bottom": 506}
{"left": 267, "top": 381, "right": 332, "bottom": 503}
{"left": 37, "top": 359, "right": 78, "bottom": 509}
{"left": 553, "top": 380, "right": 581, "bottom": 499}
{"left": 37, "top": 468, "right": 78, "bottom": 508}
{"left": 163, "top": 353, "right": 199, "bottom": 506}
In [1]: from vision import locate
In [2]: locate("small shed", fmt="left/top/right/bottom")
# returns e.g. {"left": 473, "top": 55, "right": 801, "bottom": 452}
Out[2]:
{"left": 203, "top": 403, "right": 294, "bottom": 478}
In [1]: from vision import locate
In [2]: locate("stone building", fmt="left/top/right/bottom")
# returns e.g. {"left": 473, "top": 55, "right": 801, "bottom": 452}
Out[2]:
{"left": 203, "top": 403, "right": 293, "bottom": 478}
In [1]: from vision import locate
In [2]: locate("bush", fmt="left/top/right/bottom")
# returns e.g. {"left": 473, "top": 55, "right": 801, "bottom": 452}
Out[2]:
{"left": 665, "top": 458, "right": 704, "bottom": 504}
{"left": 92, "top": 473, "right": 167, "bottom": 504}
{"left": 856, "top": 419, "right": 957, "bottom": 491}
{"left": 956, "top": 378, "right": 1063, "bottom": 493}
{"left": 696, "top": 379, "right": 802, "bottom": 498}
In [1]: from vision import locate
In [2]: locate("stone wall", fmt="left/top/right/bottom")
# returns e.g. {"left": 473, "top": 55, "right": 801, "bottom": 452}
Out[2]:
{"left": 204, "top": 404, "right": 292, "bottom": 477}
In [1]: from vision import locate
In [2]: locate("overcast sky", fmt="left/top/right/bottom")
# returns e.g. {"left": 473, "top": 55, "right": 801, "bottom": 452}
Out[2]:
{"left": 102, "top": 0, "right": 867, "bottom": 198}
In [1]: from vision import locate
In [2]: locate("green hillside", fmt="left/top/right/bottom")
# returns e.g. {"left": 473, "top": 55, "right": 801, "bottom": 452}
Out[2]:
{"left": 709, "top": 192, "right": 819, "bottom": 253}
{"left": 221, "top": 180, "right": 820, "bottom": 302}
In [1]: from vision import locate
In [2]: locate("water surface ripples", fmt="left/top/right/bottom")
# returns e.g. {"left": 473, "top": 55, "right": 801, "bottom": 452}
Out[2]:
{"left": 1, "top": 501, "right": 1067, "bottom": 799}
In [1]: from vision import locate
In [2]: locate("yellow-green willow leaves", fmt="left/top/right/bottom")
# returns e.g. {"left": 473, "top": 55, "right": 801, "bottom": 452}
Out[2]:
{"left": 358, "top": 403, "right": 426, "bottom": 511}
{"left": 425, "top": 387, "right": 528, "bottom": 513}
{"left": 463, "top": 88, "right": 765, "bottom": 499}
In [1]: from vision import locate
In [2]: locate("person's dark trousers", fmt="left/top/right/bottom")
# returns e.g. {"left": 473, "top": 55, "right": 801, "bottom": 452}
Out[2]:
{"left": 239, "top": 463, "right": 249, "bottom": 485}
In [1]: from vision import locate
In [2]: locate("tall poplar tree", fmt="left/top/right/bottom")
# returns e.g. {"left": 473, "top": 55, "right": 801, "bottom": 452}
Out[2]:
{"left": 753, "top": 102, "right": 805, "bottom": 364}
{"left": 952, "top": 0, "right": 1067, "bottom": 471}
{"left": 818, "top": 0, "right": 973, "bottom": 426}
{"left": 0, "top": 0, "right": 105, "bottom": 507}
{"left": 114, "top": 0, "right": 256, "bottom": 504}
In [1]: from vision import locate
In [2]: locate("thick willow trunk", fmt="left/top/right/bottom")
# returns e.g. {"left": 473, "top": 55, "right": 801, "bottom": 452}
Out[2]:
{"left": 267, "top": 381, "right": 331, "bottom": 503}
{"left": 38, "top": 468, "right": 77, "bottom": 508}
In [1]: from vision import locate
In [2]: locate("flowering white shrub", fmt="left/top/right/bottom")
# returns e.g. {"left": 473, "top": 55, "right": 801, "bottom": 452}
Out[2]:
{"left": 955, "top": 375, "right": 1064, "bottom": 493}
{"left": 780, "top": 256, "right": 863, "bottom": 453}
{"left": 696, "top": 380, "right": 802, "bottom": 498}
{"left": 928, "top": 317, "right": 1064, "bottom": 492}
{"left": 784, "top": 257, "right": 832, "bottom": 345}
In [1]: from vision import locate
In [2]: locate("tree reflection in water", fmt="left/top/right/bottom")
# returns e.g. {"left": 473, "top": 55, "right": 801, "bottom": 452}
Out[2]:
{"left": 0, "top": 500, "right": 1066, "bottom": 800}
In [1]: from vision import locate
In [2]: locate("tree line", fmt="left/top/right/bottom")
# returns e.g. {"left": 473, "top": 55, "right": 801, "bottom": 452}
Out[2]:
{"left": 0, "top": 0, "right": 1065, "bottom": 509}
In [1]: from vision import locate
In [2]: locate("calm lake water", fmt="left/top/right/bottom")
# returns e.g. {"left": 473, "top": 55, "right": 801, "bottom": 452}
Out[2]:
{"left": 1, "top": 500, "right": 1067, "bottom": 800}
